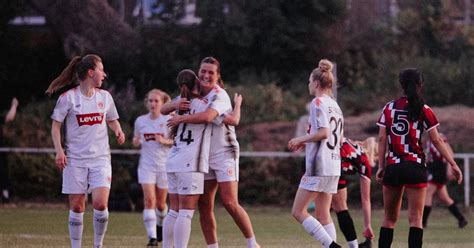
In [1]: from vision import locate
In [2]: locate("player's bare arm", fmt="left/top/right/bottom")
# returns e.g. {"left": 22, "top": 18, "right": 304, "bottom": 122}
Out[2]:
{"left": 51, "top": 120, "right": 67, "bottom": 169}
{"left": 107, "top": 120, "right": 125, "bottom": 145}
{"left": 223, "top": 93, "right": 242, "bottom": 126}
{"left": 376, "top": 127, "right": 387, "bottom": 185}
{"left": 288, "top": 127, "right": 330, "bottom": 151}
{"left": 429, "top": 128, "right": 462, "bottom": 184}
{"left": 167, "top": 108, "right": 219, "bottom": 128}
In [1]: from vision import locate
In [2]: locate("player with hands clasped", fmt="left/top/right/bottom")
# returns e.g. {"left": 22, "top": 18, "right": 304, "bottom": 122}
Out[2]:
{"left": 288, "top": 59, "right": 343, "bottom": 248}
{"left": 375, "top": 68, "right": 462, "bottom": 248}
{"left": 46, "top": 54, "right": 125, "bottom": 248}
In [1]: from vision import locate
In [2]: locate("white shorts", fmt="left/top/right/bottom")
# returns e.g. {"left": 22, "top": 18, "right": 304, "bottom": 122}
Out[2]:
{"left": 62, "top": 163, "right": 112, "bottom": 194}
{"left": 205, "top": 156, "right": 239, "bottom": 182}
{"left": 138, "top": 167, "right": 168, "bottom": 189}
{"left": 167, "top": 172, "right": 204, "bottom": 195}
{"left": 298, "top": 175, "right": 339, "bottom": 194}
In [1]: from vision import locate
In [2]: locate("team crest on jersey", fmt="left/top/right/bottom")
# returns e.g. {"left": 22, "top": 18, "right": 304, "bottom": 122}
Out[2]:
{"left": 97, "top": 101, "right": 104, "bottom": 109}
{"left": 76, "top": 113, "right": 104, "bottom": 126}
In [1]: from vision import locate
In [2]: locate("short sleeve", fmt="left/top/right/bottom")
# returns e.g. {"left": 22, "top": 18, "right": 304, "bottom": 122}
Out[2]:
{"left": 106, "top": 92, "right": 119, "bottom": 121}
{"left": 133, "top": 118, "right": 140, "bottom": 138}
{"left": 423, "top": 105, "right": 439, "bottom": 131}
{"left": 51, "top": 94, "right": 71, "bottom": 122}
{"left": 376, "top": 104, "right": 388, "bottom": 127}
{"left": 209, "top": 90, "right": 232, "bottom": 116}
{"left": 313, "top": 98, "right": 329, "bottom": 129}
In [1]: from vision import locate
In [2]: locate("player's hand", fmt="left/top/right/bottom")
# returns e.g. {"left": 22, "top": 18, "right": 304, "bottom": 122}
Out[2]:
{"left": 451, "top": 164, "right": 463, "bottom": 184}
{"left": 11, "top": 97, "right": 19, "bottom": 108}
{"left": 55, "top": 149, "right": 67, "bottom": 170}
{"left": 176, "top": 98, "right": 190, "bottom": 112}
{"left": 116, "top": 130, "right": 125, "bottom": 145}
{"left": 363, "top": 226, "right": 374, "bottom": 239}
{"left": 132, "top": 136, "right": 141, "bottom": 146}
{"left": 155, "top": 134, "right": 165, "bottom": 144}
{"left": 233, "top": 93, "right": 243, "bottom": 107}
{"left": 288, "top": 137, "right": 304, "bottom": 152}
{"left": 375, "top": 167, "right": 385, "bottom": 185}
{"left": 167, "top": 115, "right": 182, "bottom": 128}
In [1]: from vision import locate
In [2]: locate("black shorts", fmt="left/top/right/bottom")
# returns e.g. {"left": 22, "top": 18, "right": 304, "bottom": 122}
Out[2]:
{"left": 383, "top": 162, "right": 428, "bottom": 188}
{"left": 427, "top": 161, "right": 448, "bottom": 185}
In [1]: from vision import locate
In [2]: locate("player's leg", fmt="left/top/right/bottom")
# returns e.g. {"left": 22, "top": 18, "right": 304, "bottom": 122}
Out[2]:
{"left": 379, "top": 185, "right": 403, "bottom": 248}
{"left": 155, "top": 172, "right": 169, "bottom": 242}
{"left": 142, "top": 183, "right": 158, "bottom": 245}
{"left": 438, "top": 185, "right": 468, "bottom": 228}
{"left": 218, "top": 181, "right": 259, "bottom": 248}
{"left": 332, "top": 188, "right": 358, "bottom": 247}
{"left": 292, "top": 188, "right": 339, "bottom": 247}
{"left": 91, "top": 187, "right": 110, "bottom": 248}
{"left": 68, "top": 194, "right": 87, "bottom": 248}
{"left": 406, "top": 186, "right": 426, "bottom": 248}
{"left": 198, "top": 179, "right": 219, "bottom": 247}
{"left": 163, "top": 192, "right": 179, "bottom": 248}
{"left": 422, "top": 183, "right": 437, "bottom": 227}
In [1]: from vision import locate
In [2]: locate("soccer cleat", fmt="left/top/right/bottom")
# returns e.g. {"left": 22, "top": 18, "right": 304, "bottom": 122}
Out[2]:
{"left": 359, "top": 238, "right": 372, "bottom": 248}
{"left": 329, "top": 241, "right": 342, "bottom": 248}
{"left": 147, "top": 238, "right": 158, "bottom": 246}
{"left": 458, "top": 218, "right": 468, "bottom": 228}
{"left": 156, "top": 225, "right": 163, "bottom": 242}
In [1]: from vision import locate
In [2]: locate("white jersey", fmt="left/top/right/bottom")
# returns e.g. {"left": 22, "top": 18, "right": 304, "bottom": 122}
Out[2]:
{"left": 305, "top": 94, "right": 343, "bottom": 176}
{"left": 134, "top": 113, "right": 171, "bottom": 172}
{"left": 166, "top": 97, "right": 212, "bottom": 173}
{"left": 204, "top": 86, "right": 239, "bottom": 160}
{"left": 51, "top": 87, "right": 119, "bottom": 165}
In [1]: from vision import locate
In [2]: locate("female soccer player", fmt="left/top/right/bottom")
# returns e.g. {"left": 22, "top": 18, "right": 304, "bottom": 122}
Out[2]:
{"left": 162, "top": 69, "right": 242, "bottom": 248}
{"left": 46, "top": 54, "right": 125, "bottom": 248}
{"left": 133, "top": 89, "right": 173, "bottom": 246}
{"left": 331, "top": 137, "right": 376, "bottom": 248}
{"left": 422, "top": 133, "right": 467, "bottom": 228}
{"left": 288, "top": 59, "right": 343, "bottom": 248}
{"left": 165, "top": 57, "right": 258, "bottom": 248}
{"left": 376, "top": 68, "right": 462, "bottom": 248}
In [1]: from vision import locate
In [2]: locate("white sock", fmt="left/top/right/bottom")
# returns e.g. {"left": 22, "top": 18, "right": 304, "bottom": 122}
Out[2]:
{"left": 323, "top": 222, "right": 337, "bottom": 241}
{"left": 69, "top": 210, "right": 84, "bottom": 248}
{"left": 208, "top": 243, "right": 219, "bottom": 248}
{"left": 348, "top": 239, "right": 359, "bottom": 248}
{"left": 144, "top": 209, "right": 157, "bottom": 238}
{"left": 163, "top": 210, "right": 178, "bottom": 248}
{"left": 302, "top": 216, "right": 333, "bottom": 247}
{"left": 246, "top": 236, "right": 258, "bottom": 248}
{"left": 2, "top": 189, "right": 9, "bottom": 199}
{"left": 93, "top": 208, "right": 109, "bottom": 247}
{"left": 156, "top": 204, "right": 168, "bottom": 226}
{"left": 174, "top": 209, "right": 195, "bottom": 248}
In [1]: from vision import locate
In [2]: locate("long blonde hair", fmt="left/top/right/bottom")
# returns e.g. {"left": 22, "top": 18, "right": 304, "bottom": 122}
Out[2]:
{"left": 360, "top": 137, "right": 378, "bottom": 167}
{"left": 144, "top": 89, "right": 171, "bottom": 107}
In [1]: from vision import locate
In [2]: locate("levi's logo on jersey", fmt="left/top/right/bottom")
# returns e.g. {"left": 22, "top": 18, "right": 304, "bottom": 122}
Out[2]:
{"left": 144, "top": 133, "right": 163, "bottom": 141}
{"left": 76, "top": 113, "right": 104, "bottom": 126}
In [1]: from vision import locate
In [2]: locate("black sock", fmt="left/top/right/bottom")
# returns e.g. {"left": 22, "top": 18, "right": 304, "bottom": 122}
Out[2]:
{"left": 329, "top": 241, "right": 342, "bottom": 248}
{"left": 422, "top": 206, "right": 431, "bottom": 227}
{"left": 379, "top": 227, "right": 394, "bottom": 248}
{"left": 408, "top": 227, "right": 423, "bottom": 248}
{"left": 336, "top": 210, "right": 357, "bottom": 242}
{"left": 448, "top": 203, "right": 465, "bottom": 221}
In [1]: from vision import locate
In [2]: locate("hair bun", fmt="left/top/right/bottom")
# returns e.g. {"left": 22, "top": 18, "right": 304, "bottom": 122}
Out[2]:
{"left": 318, "top": 59, "right": 333, "bottom": 72}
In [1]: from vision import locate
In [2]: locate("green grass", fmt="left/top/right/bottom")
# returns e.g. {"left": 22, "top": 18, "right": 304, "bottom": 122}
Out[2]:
{"left": 0, "top": 205, "right": 473, "bottom": 247}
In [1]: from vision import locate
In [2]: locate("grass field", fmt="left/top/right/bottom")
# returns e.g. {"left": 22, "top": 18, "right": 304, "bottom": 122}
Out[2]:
{"left": 0, "top": 205, "right": 473, "bottom": 247}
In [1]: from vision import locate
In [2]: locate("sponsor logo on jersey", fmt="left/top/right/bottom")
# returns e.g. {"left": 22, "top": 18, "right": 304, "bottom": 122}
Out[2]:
{"left": 144, "top": 133, "right": 163, "bottom": 141}
{"left": 76, "top": 113, "right": 104, "bottom": 126}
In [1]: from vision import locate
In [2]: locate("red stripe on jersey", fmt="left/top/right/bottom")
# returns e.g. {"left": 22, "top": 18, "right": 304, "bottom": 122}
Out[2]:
{"left": 340, "top": 139, "right": 372, "bottom": 178}
{"left": 378, "top": 97, "right": 439, "bottom": 165}
{"left": 76, "top": 113, "right": 104, "bottom": 126}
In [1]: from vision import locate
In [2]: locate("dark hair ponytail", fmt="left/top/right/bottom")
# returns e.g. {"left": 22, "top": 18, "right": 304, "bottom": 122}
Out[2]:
{"left": 399, "top": 68, "right": 424, "bottom": 121}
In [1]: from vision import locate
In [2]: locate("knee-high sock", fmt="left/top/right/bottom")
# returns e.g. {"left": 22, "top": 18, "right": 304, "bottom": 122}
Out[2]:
{"left": 323, "top": 222, "right": 337, "bottom": 241}
{"left": 422, "top": 206, "right": 431, "bottom": 227}
{"left": 302, "top": 216, "right": 334, "bottom": 247}
{"left": 69, "top": 210, "right": 84, "bottom": 248}
{"left": 156, "top": 204, "right": 168, "bottom": 226}
{"left": 143, "top": 209, "right": 157, "bottom": 238}
{"left": 408, "top": 227, "right": 423, "bottom": 248}
{"left": 163, "top": 210, "right": 178, "bottom": 248}
{"left": 174, "top": 209, "right": 195, "bottom": 248}
{"left": 336, "top": 210, "right": 357, "bottom": 242}
{"left": 378, "top": 227, "right": 394, "bottom": 248}
{"left": 448, "top": 203, "right": 465, "bottom": 221}
{"left": 93, "top": 209, "right": 109, "bottom": 247}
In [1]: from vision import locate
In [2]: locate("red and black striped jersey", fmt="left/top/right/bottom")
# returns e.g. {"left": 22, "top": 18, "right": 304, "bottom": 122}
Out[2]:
{"left": 340, "top": 139, "right": 372, "bottom": 179}
{"left": 377, "top": 97, "right": 439, "bottom": 166}
{"left": 427, "top": 133, "right": 448, "bottom": 163}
